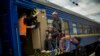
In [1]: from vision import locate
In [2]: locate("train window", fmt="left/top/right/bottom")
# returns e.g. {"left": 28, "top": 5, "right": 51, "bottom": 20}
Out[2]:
{"left": 98, "top": 28, "right": 100, "bottom": 33}
{"left": 94, "top": 28, "right": 96, "bottom": 33}
{"left": 47, "top": 19, "right": 53, "bottom": 27}
{"left": 82, "top": 25, "right": 85, "bottom": 34}
{"left": 88, "top": 26, "right": 93, "bottom": 34}
{"left": 61, "top": 20, "right": 64, "bottom": 31}
{"left": 96, "top": 27, "right": 99, "bottom": 33}
{"left": 78, "top": 24, "right": 89, "bottom": 34}
{"left": 87, "top": 26, "right": 90, "bottom": 34}
{"left": 79, "top": 24, "right": 83, "bottom": 34}
{"left": 63, "top": 21, "right": 69, "bottom": 32}
{"left": 88, "top": 27, "right": 90, "bottom": 34}
{"left": 64, "top": 22, "right": 69, "bottom": 31}
{"left": 84, "top": 25, "right": 88, "bottom": 34}
{"left": 47, "top": 18, "right": 69, "bottom": 32}
{"left": 91, "top": 26, "right": 94, "bottom": 34}
{"left": 72, "top": 23, "right": 77, "bottom": 34}
{"left": 94, "top": 27, "right": 97, "bottom": 33}
{"left": 99, "top": 28, "right": 100, "bottom": 33}
{"left": 91, "top": 27, "right": 93, "bottom": 34}
{"left": 87, "top": 26, "right": 89, "bottom": 34}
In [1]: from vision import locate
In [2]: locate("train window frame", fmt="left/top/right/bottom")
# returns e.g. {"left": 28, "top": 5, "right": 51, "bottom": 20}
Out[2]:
{"left": 87, "top": 25, "right": 90, "bottom": 34}
{"left": 81, "top": 25, "right": 87, "bottom": 34}
{"left": 79, "top": 24, "right": 87, "bottom": 34}
{"left": 47, "top": 17, "right": 70, "bottom": 34}
{"left": 91, "top": 26, "right": 95, "bottom": 34}
{"left": 86, "top": 25, "right": 89, "bottom": 34}
{"left": 72, "top": 23, "right": 78, "bottom": 34}
{"left": 78, "top": 24, "right": 82, "bottom": 34}
{"left": 88, "top": 26, "right": 93, "bottom": 34}
{"left": 91, "top": 26, "right": 94, "bottom": 34}
{"left": 96, "top": 27, "right": 99, "bottom": 33}
{"left": 92, "top": 26, "right": 95, "bottom": 34}
{"left": 47, "top": 18, "right": 53, "bottom": 27}
{"left": 84, "top": 25, "right": 88, "bottom": 34}
{"left": 62, "top": 19, "right": 70, "bottom": 33}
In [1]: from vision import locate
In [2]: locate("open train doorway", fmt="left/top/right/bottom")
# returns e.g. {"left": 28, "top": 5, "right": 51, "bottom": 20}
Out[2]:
{"left": 17, "top": 7, "right": 34, "bottom": 56}
{"left": 17, "top": 6, "right": 47, "bottom": 56}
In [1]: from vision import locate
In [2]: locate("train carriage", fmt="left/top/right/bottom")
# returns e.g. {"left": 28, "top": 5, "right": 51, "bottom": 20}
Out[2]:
{"left": 0, "top": 0, "right": 100, "bottom": 56}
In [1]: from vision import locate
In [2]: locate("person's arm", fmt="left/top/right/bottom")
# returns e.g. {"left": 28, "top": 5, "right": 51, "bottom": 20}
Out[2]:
{"left": 32, "top": 11, "right": 40, "bottom": 17}
{"left": 27, "top": 11, "right": 40, "bottom": 29}
{"left": 27, "top": 25, "right": 36, "bottom": 28}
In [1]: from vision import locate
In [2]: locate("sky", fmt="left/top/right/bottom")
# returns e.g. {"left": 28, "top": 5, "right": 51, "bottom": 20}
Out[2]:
{"left": 47, "top": 0, "right": 100, "bottom": 23}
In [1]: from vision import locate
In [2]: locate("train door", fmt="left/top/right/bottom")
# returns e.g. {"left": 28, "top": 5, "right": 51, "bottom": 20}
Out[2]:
{"left": 17, "top": 7, "right": 47, "bottom": 56}
{"left": 17, "top": 7, "right": 35, "bottom": 55}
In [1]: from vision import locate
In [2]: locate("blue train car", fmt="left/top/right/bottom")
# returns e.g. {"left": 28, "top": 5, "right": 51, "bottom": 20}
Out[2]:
{"left": 0, "top": 0, "right": 100, "bottom": 56}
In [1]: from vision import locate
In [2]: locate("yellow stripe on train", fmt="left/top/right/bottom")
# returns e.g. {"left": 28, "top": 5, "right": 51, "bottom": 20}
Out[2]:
{"left": 65, "top": 34, "right": 100, "bottom": 38}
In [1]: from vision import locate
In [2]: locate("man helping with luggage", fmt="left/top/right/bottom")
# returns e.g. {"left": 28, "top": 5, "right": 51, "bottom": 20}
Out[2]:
{"left": 18, "top": 9, "right": 40, "bottom": 56}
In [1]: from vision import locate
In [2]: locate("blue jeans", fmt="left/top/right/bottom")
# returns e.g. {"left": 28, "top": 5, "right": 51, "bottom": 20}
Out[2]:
{"left": 48, "top": 39, "right": 56, "bottom": 50}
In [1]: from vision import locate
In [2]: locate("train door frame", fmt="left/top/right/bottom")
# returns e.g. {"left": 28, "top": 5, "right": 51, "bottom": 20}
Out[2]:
{"left": 17, "top": 6, "right": 36, "bottom": 55}
{"left": 0, "top": 0, "right": 22, "bottom": 56}
{"left": 6, "top": 0, "right": 39, "bottom": 56}
{"left": 17, "top": 5, "right": 48, "bottom": 51}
